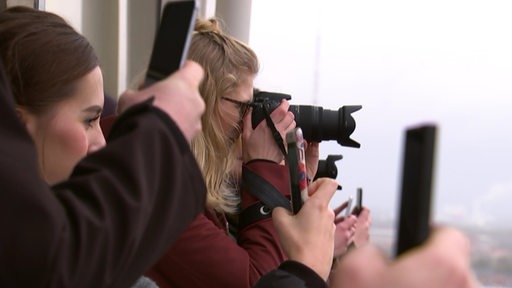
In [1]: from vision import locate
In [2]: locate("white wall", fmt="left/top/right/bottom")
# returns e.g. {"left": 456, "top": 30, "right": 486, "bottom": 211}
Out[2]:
{"left": 44, "top": 0, "right": 216, "bottom": 98}
{"left": 46, "top": 0, "right": 121, "bottom": 96}
{"left": 45, "top": 0, "right": 82, "bottom": 31}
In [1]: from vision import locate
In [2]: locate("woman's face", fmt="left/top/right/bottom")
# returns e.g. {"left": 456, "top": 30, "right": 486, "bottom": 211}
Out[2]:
{"left": 219, "top": 74, "right": 255, "bottom": 140}
{"left": 23, "top": 66, "right": 106, "bottom": 185}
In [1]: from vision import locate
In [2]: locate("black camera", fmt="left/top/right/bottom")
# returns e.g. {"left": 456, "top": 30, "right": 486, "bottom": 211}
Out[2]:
{"left": 314, "top": 154, "right": 343, "bottom": 180}
{"left": 251, "top": 91, "right": 362, "bottom": 148}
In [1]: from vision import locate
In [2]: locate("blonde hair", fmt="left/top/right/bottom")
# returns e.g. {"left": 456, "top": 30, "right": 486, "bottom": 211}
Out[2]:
{"left": 189, "top": 18, "right": 259, "bottom": 213}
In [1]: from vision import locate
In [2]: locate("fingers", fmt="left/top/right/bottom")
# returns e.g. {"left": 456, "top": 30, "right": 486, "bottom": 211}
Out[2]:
{"left": 305, "top": 141, "right": 320, "bottom": 179}
{"left": 178, "top": 60, "right": 204, "bottom": 86}
{"left": 389, "top": 226, "right": 477, "bottom": 288}
{"left": 332, "top": 226, "right": 479, "bottom": 288}
{"left": 242, "top": 100, "right": 293, "bottom": 162}
{"left": 269, "top": 99, "right": 291, "bottom": 122}
{"left": 271, "top": 206, "right": 293, "bottom": 229}
{"left": 425, "top": 226, "right": 471, "bottom": 261}
{"left": 358, "top": 207, "right": 371, "bottom": 218}
{"left": 330, "top": 245, "right": 388, "bottom": 287}
{"left": 334, "top": 216, "right": 345, "bottom": 224}
{"left": 269, "top": 100, "right": 295, "bottom": 137}
{"left": 336, "top": 214, "right": 357, "bottom": 226}
{"left": 348, "top": 215, "right": 358, "bottom": 228}
{"left": 349, "top": 224, "right": 357, "bottom": 235}
{"left": 252, "top": 99, "right": 294, "bottom": 131}
{"left": 116, "top": 89, "right": 136, "bottom": 114}
{"left": 307, "top": 178, "right": 338, "bottom": 207}
{"left": 243, "top": 106, "right": 253, "bottom": 127}
{"left": 305, "top": 141, "right": 319, "bottom": 157}
{"left": 117, "top": 61, "right": 204, "bottom": 115}
{"left": 356, "top": 208, "right": 372, "bottom": 227}
{"left": 333, "top": 200, "right": 350, "bottom": 216}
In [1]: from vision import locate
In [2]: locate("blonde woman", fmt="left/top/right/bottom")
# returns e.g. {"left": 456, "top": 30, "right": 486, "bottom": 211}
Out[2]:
{"left": 146, "top": 18, "right": 297, "bottom": 288}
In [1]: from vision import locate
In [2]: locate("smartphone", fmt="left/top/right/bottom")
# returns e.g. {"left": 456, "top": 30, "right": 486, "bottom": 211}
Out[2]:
{"left": 351, "top": 187, "right": 363, "bottom": 216}
{"left": 144, "top": 0, "right": 199, "bottom": 87}
{"left": 286, "top": 127, "right": 308, "bottom": 214}
{"left": 344, "top": 196, "right": 353, "bottom": 218}
{"left": 395, "top": 124, "right": 437, "bottom": 257}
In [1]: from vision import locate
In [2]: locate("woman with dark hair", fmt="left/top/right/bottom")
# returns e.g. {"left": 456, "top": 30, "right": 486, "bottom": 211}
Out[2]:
{"left": 0, "top": 6, "right": 207, "bottom": 287}
{"left": 0, "top": 6, "right": 105, "bottom": 184}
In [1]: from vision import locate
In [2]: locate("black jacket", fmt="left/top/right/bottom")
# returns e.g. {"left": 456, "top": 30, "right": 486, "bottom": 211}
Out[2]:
{"left": 253, "top": 261, "right": 328, "bottom": 288}
{"left": 0, "top": 59, "right": 206, "bottom": 287}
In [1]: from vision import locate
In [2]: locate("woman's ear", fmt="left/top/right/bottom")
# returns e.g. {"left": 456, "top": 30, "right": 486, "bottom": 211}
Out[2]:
{"left": 15, "top": 106, "right": 28, "bottom": 124}
{"left": 15, "top": 106, "right": 37, "bottom": 135}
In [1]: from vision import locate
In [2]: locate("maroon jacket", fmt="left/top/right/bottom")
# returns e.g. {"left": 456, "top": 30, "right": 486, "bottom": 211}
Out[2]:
{"left": 0, "top": 59, "right": 206, "bottom": 287}
{"left": 146, "top": 161, "right": 291, "bottom": 288}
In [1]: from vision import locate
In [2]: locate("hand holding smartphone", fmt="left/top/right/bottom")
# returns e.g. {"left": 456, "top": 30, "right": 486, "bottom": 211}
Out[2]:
{"left": 286, "top": 128, "right": 309, "bottom": 214}
{"left": 144, "top": 0, "right": 199, "bottom": 88}
{"left": 395, "top": 124, "right": 437, "bottom": 257}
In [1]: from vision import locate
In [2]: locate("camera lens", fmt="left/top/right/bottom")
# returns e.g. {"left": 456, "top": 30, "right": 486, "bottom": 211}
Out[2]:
{"left": 288, "top": 105, "right": 361, "bottom": 148}
{"left": 252, "top": 90, "right": 361, "bottom": 148}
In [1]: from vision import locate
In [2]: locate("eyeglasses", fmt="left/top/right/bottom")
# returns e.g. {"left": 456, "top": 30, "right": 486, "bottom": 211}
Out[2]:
{"left": 221, "top": 96, "right": 253, "bottom": 118}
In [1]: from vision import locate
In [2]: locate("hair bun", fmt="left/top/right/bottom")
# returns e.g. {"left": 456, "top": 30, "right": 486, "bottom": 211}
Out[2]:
{"left": 194, "top": 18, "right": 223, "bottom": 34}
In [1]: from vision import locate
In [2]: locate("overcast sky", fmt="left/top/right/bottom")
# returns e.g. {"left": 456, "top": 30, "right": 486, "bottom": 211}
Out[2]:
{"left": 249, "top": 0, "right": 512, "bottom": 230}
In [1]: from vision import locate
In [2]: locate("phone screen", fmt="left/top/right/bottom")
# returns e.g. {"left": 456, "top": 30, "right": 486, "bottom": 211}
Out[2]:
{"left": 144, "top": 0, "right": 198, "bottom": 87}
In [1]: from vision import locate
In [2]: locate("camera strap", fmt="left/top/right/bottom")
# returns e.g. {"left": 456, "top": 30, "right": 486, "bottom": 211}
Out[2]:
{"left": 262, "top": 105, "right": 288, "bottom": 158}
{"left": 242, "top": 166, "right": 291, "bottom": 211}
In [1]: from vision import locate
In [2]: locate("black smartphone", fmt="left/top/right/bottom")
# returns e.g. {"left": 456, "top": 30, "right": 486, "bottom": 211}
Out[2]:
{"left": 144, "top": 0, "right": 199, "bottom": 87}
{"left": 395, "top": 124, "right": 437, "bottom": 257}
{"left": 286, "top": 128, "right": 308, "bottom": 214}
{"left": 344, "top": 196, "right": 353, "bottom": 218}
{"left": 351, "top": 187, "right": 363, "bottom": 216}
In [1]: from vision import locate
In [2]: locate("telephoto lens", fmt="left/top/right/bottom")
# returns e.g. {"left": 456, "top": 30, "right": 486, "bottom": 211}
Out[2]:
{"left": 252, "top": 90, "right": 361, "bottom": 148}
{"left": 289, "top": 104, "right": 361, "bottom": 148}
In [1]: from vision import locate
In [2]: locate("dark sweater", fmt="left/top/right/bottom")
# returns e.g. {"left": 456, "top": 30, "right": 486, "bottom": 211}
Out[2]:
{"left": 0, "top": 58, "right": 206, "bottom": 288}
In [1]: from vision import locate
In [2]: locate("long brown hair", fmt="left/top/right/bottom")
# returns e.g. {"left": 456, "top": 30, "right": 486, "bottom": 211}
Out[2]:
{"left": 189, "top": 18, "right": 259, "bottom": 213}
{"left": 0, "top": 6, "right": 99, "bottom": 115}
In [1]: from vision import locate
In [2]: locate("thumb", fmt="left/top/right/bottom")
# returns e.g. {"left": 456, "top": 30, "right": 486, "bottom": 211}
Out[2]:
{"left": 117, "top": 89, "right": 141, "bottom": 114}
{"left": 177, "top": 60, "right": 204, "bottom": 86}
{"left": 308, "top": 178, "right": 338, "bottom": 204}
{"left": 272, "top": 206, "right": 293, "bottom": 228}
{"left": 331, "top": 245, "right": 387, "bottom": 287}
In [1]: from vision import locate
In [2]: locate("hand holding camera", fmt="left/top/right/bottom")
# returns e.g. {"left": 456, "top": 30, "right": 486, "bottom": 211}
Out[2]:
{"left": 242, "top": 99, "right": 295, "bottom": 164}
{"left": 251, "top": 90, "right": 362, "bottom": 148}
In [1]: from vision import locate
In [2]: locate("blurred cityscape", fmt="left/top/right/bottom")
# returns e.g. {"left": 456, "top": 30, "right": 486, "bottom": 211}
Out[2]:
{"left": 369, "top": 219, "right": 512, "bottom": 287}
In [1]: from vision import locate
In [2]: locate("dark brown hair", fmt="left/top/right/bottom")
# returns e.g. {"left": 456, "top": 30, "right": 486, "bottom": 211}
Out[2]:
{"left": 0, "top": 6, "right": 99, "bottom": 115}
